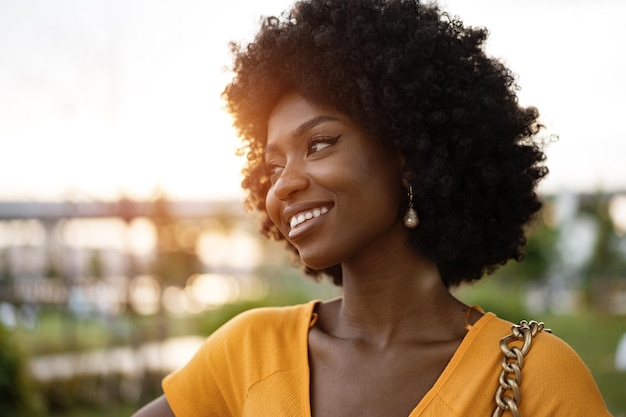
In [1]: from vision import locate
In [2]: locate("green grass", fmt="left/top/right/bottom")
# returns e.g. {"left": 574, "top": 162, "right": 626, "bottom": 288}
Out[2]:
{"left": 48, "top": 404, "right": 136, "bottom": 417}
{"left": 12, "top": 307, "right": 202, "bottom": 355}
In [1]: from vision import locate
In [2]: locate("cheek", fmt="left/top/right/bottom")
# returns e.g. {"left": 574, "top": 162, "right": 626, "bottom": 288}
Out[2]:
{"left": 353, "top": 152, "right": 402, "bottom": 191}
{"left": 265, "top": 189, "right": 281, "bottom": 228}
{"left": 358, "top": 156, "right": 404, "bottom": 211}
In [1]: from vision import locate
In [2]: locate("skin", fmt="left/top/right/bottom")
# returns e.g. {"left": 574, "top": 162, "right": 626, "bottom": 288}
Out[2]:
{"left": 132, "top": 92, "right": 482, "bottom": 416}
{"left": 131, "top": 395, "right": 174, "bottom": 417}
{"left": 267, "top": 92, "right": 482, "bottom": 417}
{"left": 264, "top": 91, "right": 406, "bottom": 270}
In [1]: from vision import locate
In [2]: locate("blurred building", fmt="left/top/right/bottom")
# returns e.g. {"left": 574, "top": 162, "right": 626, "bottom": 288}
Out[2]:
{"left": 0, "top": 198, "right": 279, "bottom": 322}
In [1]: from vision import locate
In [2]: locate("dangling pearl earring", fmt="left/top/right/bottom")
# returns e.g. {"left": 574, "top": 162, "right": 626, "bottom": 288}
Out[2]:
{"left": 403, "top": 185, "right": 419, "bottom": 228}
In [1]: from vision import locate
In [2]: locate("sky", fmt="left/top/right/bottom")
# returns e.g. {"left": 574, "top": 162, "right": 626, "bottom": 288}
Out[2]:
{"left": 0, "top": 0, "right": 625, "bottom": 202}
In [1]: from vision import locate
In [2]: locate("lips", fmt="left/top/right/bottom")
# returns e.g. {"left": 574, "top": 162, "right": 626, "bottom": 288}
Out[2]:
{"left": 281, "top": 202, "right": 333, "bottom": 241}
{"left": 289, "top": 206, "right": 330, "bottom": 229}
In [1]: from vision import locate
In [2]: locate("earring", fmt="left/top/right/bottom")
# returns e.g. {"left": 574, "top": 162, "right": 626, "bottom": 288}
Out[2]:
{"left": 403, "top": 185, "right": 419, "bottom": 228}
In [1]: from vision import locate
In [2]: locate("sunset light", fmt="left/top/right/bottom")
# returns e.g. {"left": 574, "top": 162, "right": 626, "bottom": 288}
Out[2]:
{"left": 1, "top": 2, "right": 625, "bottom": 416}
{"left": 1, "top": 0, "right": 625, "bottom": 201}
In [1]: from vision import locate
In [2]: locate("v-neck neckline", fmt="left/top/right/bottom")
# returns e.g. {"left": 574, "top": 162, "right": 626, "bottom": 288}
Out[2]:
{"left": 299, "top": 300, "right": 496, "bottom": 417}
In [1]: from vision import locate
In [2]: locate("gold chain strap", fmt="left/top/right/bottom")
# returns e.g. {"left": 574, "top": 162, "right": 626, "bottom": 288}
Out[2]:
{"left": 492, "top": 320, "right": 551, "bottom": 417}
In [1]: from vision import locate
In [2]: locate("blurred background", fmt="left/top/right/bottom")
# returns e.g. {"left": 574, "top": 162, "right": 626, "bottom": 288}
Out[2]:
{"left": 0, "top": 0, "right": 624, "bottom": 415}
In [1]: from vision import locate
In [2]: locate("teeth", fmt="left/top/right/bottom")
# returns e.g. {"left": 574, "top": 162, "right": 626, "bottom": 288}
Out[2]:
{"left": 290, "top": 207, "right": 329, "bottom": 229}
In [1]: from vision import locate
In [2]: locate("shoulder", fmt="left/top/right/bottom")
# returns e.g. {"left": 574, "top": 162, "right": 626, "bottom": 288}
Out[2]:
{"left": 162, "top": 301, "right": 318, "bottom": 415}
{"left": 215, "top": 301, "right": 316, "bottom": 337}
{"left": 202, "top": 301, "right": 318, "bottom": 355}
{"left": 525, "top": 326, "right": 598, "bottom": 386}
{"left": 489, "top": 317, "right": 611, "bottom": 416}
{"left": 484, "top": 315, "right": 598, "bottom": 388}
{"left": 233, "top": 301, "right": 315, "bottom": 324}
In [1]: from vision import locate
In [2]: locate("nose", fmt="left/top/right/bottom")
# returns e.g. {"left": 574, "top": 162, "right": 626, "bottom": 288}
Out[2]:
{"left": 272, "top": 162, "right": 309, "bottom": 201}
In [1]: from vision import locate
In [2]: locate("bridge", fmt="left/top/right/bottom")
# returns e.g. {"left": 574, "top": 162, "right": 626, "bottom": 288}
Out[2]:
{"left": 0, "top": 199, "right": 246, "bottom": 221}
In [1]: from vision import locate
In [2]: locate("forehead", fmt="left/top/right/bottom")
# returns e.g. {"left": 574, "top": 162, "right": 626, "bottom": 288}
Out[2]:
{"left": 266, "top": 92, "right": 342, "bottom": 144}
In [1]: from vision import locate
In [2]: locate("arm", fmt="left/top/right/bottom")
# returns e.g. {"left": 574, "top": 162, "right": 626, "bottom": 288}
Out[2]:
{"left": 131, "top": 395, "right": 175, "bottom": 417}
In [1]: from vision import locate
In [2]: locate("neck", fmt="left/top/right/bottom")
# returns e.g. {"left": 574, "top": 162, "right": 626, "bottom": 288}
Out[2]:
{"left": 326, "top": 252, "right": 467, "bottom": 348}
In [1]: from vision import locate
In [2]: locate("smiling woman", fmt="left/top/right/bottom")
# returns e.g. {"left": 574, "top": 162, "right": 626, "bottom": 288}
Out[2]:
{"left": 132, "top": 0, "right": 612, "bottom": 416}
{"left": 264, "top": 92, "right": 405, "bottom": 270}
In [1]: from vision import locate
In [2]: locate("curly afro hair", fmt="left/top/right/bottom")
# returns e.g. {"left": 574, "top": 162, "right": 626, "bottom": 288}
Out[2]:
{"left": 222, "top": 0, "right": 548, "bottom": 287}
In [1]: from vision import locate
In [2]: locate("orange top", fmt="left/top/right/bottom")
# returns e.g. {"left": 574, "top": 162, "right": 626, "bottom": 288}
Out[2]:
{"left": 163, "top": 300, "right": 611, "bottom": 416}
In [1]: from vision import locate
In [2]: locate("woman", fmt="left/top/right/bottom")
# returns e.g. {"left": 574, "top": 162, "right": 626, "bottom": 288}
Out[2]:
{"left": 133, "top": 0, "right": 610, "bottom": 415}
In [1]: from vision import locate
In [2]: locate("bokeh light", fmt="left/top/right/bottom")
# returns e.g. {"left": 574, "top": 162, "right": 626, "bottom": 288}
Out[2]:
{"left": 187, "top": 273, "right": 239, "bottom": 308}
{"left": 129, "top": 274, "right": 161, "bottom": 316}
{"left": 609, "top": 194, "right": 626, "bottom": 236}
{"left": 127, "top": 217, "right": 157, "bottom": 256}
{"left": 196, "top": 228, "right": 261, "bottom": 270}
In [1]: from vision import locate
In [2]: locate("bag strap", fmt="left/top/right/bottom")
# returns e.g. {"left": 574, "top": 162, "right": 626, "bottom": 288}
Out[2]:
{"left": 492, "top": 320, "right": 551, "bottom": 417}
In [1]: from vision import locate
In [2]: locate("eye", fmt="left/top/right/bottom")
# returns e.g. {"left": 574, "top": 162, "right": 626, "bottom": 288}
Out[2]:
{"left": 306, "top": 135, "right": 340, "bottom": 157}
{"left": 265, "top": 162, "right": 283, "bottom": 184}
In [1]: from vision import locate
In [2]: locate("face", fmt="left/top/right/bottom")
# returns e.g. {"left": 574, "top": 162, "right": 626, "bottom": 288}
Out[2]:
{"left": 265, "top": 92, "right": 406, "bottom": 270}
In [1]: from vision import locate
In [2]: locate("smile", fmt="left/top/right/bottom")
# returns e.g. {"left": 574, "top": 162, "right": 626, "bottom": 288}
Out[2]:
{"left": 289, "top": 206, "right": 329, "bottom": 229}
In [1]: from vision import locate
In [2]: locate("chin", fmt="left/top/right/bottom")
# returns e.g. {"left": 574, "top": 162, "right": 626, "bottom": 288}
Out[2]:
{"left": 298, "top": 251, "right": 338, "bottom": 272}
{"left": 301, "top": 259, "right": 335, "bottom": 271}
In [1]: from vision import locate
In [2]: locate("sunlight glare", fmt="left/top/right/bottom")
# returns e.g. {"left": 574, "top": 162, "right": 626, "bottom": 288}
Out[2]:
{"left": 609, "top": 194, "right": 626, "bottom": 236}
{"left": 196, "top": 228, "right": 261, "bottom": 270}
{"left": 127, "top": 217, "right": 157, "bottom": 256}
{"left": 129, "top": 274, "right": 161, "bottom": 316}
{"left": 187, "top": 273, "right": 240, "bottom": 308}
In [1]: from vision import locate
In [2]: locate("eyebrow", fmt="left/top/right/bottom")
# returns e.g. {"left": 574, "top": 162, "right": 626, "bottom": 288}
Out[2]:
{"left": 265, "top": 115, "right": 340, "bottom": 156}
{"left": 292, "top": 115, "right": 340, "bottom": 137}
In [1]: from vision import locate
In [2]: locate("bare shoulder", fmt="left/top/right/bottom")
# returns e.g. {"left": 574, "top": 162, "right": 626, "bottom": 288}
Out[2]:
{"left": 132, "top": 395, "right": 175, "bottom": 417}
